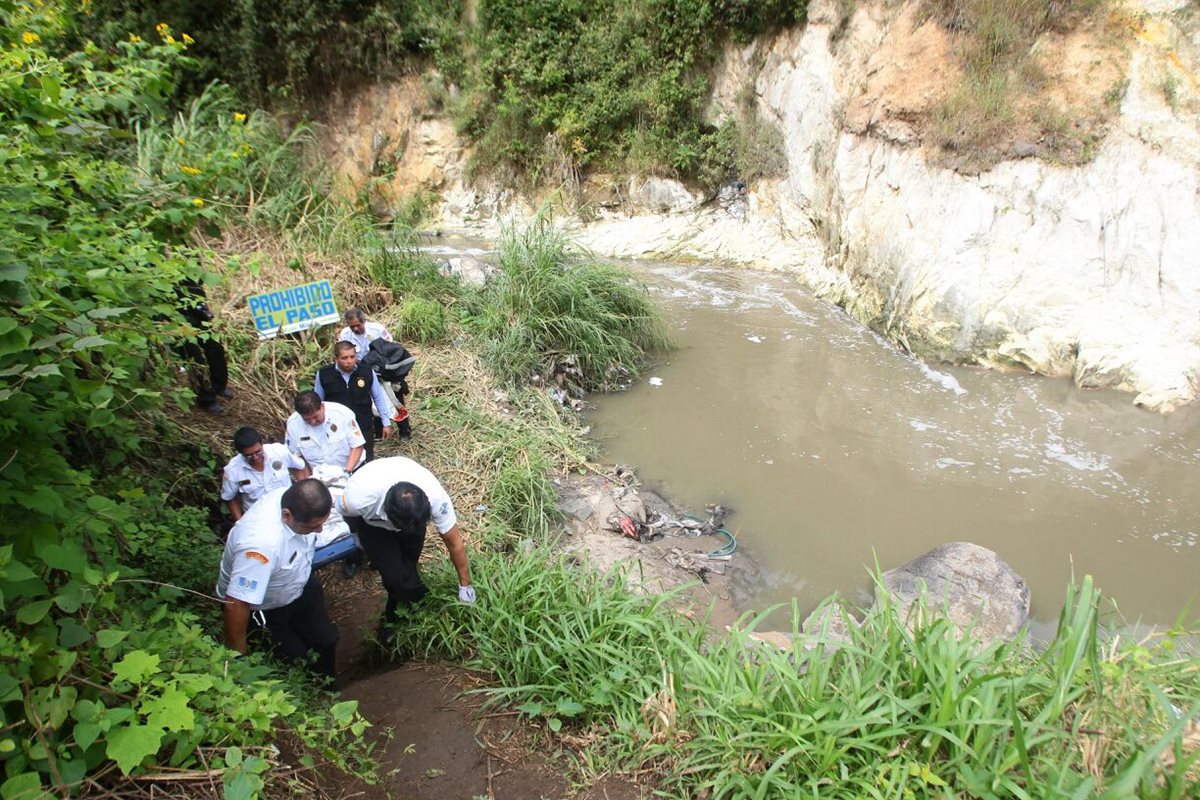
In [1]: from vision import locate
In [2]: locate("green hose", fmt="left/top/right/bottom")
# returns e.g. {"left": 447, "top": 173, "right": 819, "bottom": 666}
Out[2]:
{"left": 681, "top": 514, "right": 738, "bottom": 557}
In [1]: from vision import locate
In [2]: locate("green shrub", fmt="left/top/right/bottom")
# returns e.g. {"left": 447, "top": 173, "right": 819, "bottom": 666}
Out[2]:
{"left": 469, "top": 217, "right": 668, "bottom": 390}
{"left": 398, "top": 295, "right": 448, "bottom": 343}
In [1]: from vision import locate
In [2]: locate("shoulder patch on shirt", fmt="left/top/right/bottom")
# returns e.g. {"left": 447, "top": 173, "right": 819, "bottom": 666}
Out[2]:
{"left": 244, "top": 551, "right": 269, "bottom": 565}
{"left": 272, "top": 460, "right": 283, "bottom": 470}
{"left": 236, "top": 576, "right": 259, "bottom": 591}
{"left": 439, "top": 502, "right": 450, "bottom": 516}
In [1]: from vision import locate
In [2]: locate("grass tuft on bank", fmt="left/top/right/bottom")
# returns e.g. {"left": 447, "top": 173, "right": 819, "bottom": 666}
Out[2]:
{"left": 384, "top": 555, "right": 1200, "bottom": 798}
{"left": 469, "top": 217, "right": 669, "bottom": 391}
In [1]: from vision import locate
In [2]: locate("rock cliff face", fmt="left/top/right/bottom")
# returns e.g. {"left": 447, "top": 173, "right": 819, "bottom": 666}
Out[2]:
{"left": 319, "top": 0, "right": 1200, "bottom": 411}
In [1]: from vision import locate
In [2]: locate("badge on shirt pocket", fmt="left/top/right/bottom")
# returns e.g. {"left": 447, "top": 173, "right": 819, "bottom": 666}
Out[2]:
{"left": 272, "top": 461, "right": 283, "bottom": 471}
{"left": 356, "top": 378, "right": 366, "bottom": 387}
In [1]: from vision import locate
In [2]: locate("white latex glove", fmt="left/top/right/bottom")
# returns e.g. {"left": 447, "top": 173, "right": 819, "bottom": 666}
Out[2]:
{"left": 457, "top": 585, "right": 477, "bottom": 604}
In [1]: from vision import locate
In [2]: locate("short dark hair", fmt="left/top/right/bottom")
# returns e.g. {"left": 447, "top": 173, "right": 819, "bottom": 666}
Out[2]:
{"left": 232, "top": 426, "right": 263, "bottom": 452}
{"left": 333, "top": 340, "right": 357, "bottom": 358}
{"left": 294, "top": 390, "right": 322, "bottom": 415}
{"left": 344, "top": 308, "right": 366, "bottom": 324}
{"left": 382, "top": 482, "right": 431, "bottom": 536}
{"left": 282, "top": 479, "right": 333, "bottom": 523}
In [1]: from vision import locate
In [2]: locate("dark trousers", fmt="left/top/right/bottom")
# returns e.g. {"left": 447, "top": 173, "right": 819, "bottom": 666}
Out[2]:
{"left": 261, "top": 573, "right": 338, "bottom": 678}
{"left": 356, "top": 411, "right": 377, "bottom": 462}
{"left": 354, "top": 520, "right": 429, "bottom": 619}
{"left": 181, "top": 336, "right": 228, "bottom": 407}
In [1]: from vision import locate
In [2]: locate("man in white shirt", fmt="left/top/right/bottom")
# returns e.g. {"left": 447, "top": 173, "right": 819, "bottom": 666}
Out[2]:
{"left": 215, "top": 481, "right": 339, "bottom": 679}
{"left": 285, "top": 391, "right": 366, "bottom": 476}
{"left": 340, "top": 457, "right": 476, "bottom": 632}
{"left": 337, "top": 308, "right": 392, "bottom": 360}
{"left": 220, "top": 427, "right": 306, "bottom": 521}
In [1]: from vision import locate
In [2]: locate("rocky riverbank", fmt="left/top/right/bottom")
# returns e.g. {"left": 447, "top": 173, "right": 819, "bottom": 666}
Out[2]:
{"left": 319, "top": 0, "right": 1200, "bottom": 412}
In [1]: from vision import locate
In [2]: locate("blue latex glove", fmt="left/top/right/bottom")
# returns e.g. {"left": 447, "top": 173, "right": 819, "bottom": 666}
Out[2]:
{"left": 457, "top": 585, "right": 477, "bottom": 604}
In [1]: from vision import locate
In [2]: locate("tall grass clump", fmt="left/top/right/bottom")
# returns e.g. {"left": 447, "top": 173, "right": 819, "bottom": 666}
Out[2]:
{"left": 471, "top": 218, "right": 668, "bottom": 390}
{"left": 385, "top": 561, "right": 1200, "bottom": 797}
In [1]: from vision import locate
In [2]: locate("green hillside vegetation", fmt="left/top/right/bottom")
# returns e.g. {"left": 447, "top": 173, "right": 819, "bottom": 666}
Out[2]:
{"left": 2, "top": 2, "right": 1198, "bottom": 799}
{"left": 80, "top": 0, "right": 804, "bottom": 189}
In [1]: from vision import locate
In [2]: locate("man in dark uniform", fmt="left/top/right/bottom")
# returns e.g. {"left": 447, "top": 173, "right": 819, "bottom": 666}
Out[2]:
{"left": 177, "top": 278, "right": 230, "bottom": 414}
{"left": 313, "top": 341, "right": 393, "bottom": 462}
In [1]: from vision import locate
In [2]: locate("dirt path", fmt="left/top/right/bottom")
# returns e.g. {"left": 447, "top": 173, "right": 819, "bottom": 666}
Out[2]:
{"left": 314, "top": 467, "right": 754, "bottom": 798}
{"left": 339, "top": 664, "right": 647, "bottom": 800}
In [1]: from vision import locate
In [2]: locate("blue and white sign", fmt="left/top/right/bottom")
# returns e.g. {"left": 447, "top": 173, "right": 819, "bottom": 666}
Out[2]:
{"left": 248, "top": 280, "right": 339, "bottom": 339}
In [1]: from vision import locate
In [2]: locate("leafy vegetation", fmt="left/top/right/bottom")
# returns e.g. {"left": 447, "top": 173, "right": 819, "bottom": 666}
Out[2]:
{"left": 0, "top": 8, "right": 372, "bottom": 797}
{"left": 80, "top": 0, "right": 805, "bottom": 187}
{"left": 469, "top": 218, "right": 669, "bottom": 390}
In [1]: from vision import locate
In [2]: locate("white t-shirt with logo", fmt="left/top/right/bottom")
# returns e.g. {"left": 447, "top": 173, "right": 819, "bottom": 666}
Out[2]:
{"left": 340, "top": 456, "right": 457, "bottom": 534}
{"left": 285, "top": 402, "right": 365, "bottom": 471}
{"left": 215, "top": 488, "right": 316, "bottom": 610}
{"left": 337, "top": 320, "right": 392, "bottom": 360}
{"left": 220, "top": 442, "right": 304, "bottom": 511}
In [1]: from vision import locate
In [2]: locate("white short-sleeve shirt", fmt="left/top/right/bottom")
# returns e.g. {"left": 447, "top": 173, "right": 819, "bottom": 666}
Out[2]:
{"left": 215, "top": 488, "right": 316, "bottom": 610}
{"left": 337, "top": 321, "right": 392, "bottom": 360}
{"left": 340, "top": 456, "right": 457, "bottom": 534}
{"left": 285, "top": 402, "right": 365, "bottom": 470}
{"left": 220, "top": 442, "right": 304, "bottom": 511}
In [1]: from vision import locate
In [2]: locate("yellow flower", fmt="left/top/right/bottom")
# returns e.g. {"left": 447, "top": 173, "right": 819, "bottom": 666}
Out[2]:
{"left": 22, "top": 31, "right": 41, "bottom": 45}
{"left": 165, "top": 35, "right": 175, "bottom": 45}
{"left": 128, "top": 34, "right": 142, "bottom": 43}
{"left": 192, "top": 198, "right": 205, "bottom": 208}
{"left": 155, "top": 22, "right": 169, "bottom": 37}
{"left": 180, "top": 165, "right": 201, "bottom": 175}
{"left": 182, "top": 33, "right": 194, "bottom": 44}
{"left": 233, "top": 112, "right": 246, "bottom": 123}
{"left": 175, "top": 137, "right": 187, "bottom": 145}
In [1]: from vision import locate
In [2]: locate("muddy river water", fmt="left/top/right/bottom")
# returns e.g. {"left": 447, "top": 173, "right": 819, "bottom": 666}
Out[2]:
{"left": 584, "top": 262, "right": 1200, "bottom": 633}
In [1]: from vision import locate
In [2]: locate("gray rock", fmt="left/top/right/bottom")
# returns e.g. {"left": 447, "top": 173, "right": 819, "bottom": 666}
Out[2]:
{"left": 875, "top": 542, "right": 1029, "bottom": 644}
{"left": 1011, "top": 141, "right": 1039, "bottom": 158}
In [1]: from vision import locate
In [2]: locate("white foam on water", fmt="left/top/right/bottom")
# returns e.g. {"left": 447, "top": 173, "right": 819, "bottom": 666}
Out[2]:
{"left": 917, "top": 360, "right": 968, "bottom": 396}
{"left": 746, "top": 335, "right": 763, "bottom": 343}
{"left": 648, "top": 377, "right": 663, "bottom": 387}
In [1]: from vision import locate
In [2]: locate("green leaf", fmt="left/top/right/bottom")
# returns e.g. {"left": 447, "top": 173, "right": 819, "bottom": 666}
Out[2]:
{"left": 144, "top": 687, "right": 194, "bottom": 732}
{"left": 0, "top": 324, "right": 30, "bottom": 357}
{"left": 40, "top": 75, "right": 61, "bottom": 103}
{"left": 517, "top": 701, "right": 543, "bottom": 716}
{"left": 15, "top": 598, "right": 52, "bottom": 625}
{"left": 95, "top": 629, "right": 129, "bottom": 648}
{"left": 71, "top": 335, "right": 114, "bottom": 351}
{"left": 30, "top": 333, "right": 71, "bottom": 350}
{"left": 1, "top": 559, "right": 37, "bottom": 582}
{"left": 555, "top": 699, "right": 585, "bottom": 717}
{"left": 329, "top": 700, "right": 357, "bottom": 724}
{"left": 26, "top": 365, "right": 61, "bottom": 378}
{"left": 87, "top": 307, "right": 133, "bottom": 319}
{"left": 0, "top": 772, "right": 45, "bottom": 800}
{"left": 225, "top": 746, "right": 243, "bottom": 767}
{"left": 0, "top": 674, "right": 20, "bottom": 703}
{"left": 547, "top": 717, "right": 563, "bottom": 732}
{"left": 38, "top": 542, "right": 86, "bottom": 573}
{"left": 112, "top": 650, "right": 161, "bottom": 685}
{"left": 106, "top": 724, "right": 163, "bottom": 775}
{"left": 57, "top": 618, "right": 90, "bottom": 648}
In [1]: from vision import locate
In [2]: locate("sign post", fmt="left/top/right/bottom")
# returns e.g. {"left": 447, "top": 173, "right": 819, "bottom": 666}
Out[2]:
{"left": 247, "top": 280, "right": 339, "bottom": 339}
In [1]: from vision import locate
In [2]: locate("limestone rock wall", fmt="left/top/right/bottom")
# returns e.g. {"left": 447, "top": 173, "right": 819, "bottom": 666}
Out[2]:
{"left": 318, "top": 0, "right": 1200, "bottom": 411}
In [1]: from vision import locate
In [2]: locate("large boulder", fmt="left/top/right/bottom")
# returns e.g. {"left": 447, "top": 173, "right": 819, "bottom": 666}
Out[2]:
{"left": 875, "top": 542, "right": 1029, "bottom": 643}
